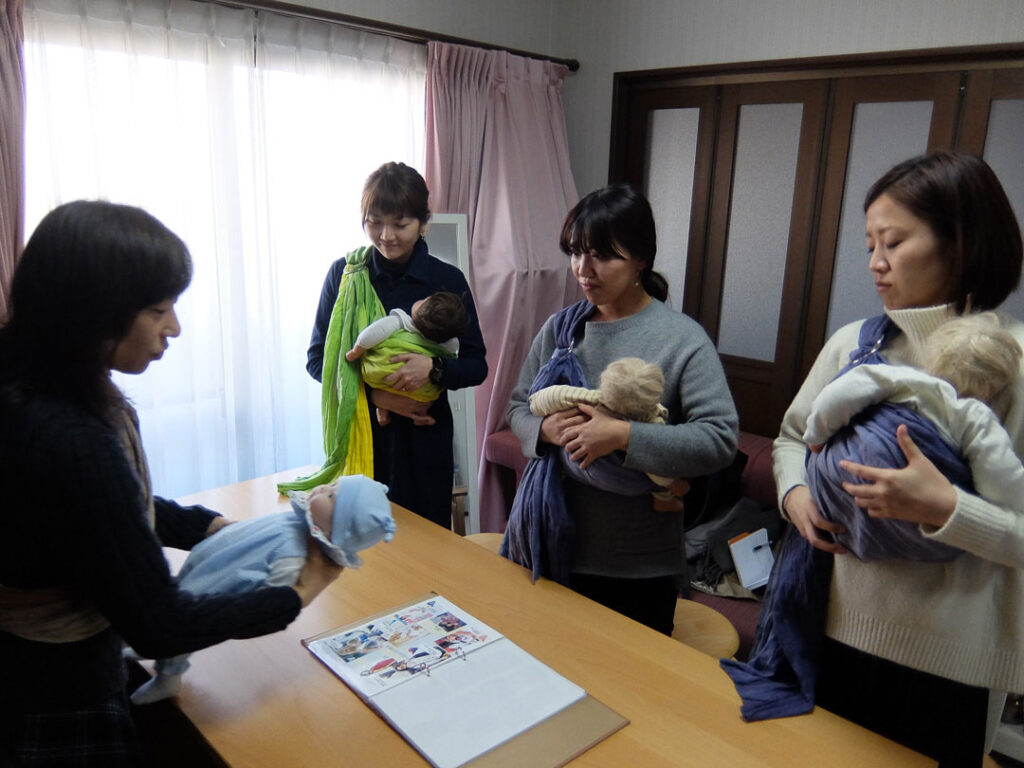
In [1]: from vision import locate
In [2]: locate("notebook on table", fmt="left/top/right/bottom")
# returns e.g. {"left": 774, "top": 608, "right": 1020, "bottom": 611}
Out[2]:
{"left": 303, "top": 593, "right": 628, "bottom": 768}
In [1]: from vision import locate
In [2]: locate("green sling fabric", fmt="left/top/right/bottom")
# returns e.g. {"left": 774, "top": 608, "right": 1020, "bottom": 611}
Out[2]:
{"left": 278, "top": 247, "right": 383, "bottom": 492}
{"left": 361, "top": 329, "right": 456, "bottom": 403}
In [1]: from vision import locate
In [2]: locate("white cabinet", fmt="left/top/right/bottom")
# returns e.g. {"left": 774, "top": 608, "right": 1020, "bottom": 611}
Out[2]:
{"left": 423, "top": 214, "right": 479, "bottom": 534}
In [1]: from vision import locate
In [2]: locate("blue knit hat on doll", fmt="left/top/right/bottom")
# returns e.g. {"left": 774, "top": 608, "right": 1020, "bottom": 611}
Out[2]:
{"left": 288, "top": 474, "right": 395, "bottom": 569}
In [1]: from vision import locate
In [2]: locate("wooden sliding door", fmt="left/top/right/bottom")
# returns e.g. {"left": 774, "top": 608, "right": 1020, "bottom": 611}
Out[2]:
{"left": 701, "top": 81, "right": 827, "bottom": 436}
{"left": 961, "top": 68, "right": 1024, "bottom": 321}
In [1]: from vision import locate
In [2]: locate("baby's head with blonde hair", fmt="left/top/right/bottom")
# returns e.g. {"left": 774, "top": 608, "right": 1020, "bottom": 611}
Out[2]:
{"left": 597, "top": 357, "right": 666, "bottom": 421}
{"left": 923, "top": 312, "right": 1022, "bottom": 404}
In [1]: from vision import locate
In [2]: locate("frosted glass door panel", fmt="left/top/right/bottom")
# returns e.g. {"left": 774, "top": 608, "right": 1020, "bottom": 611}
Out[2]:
{"left": 984, "top": 98, "right": 1024, "bottom": 322}
{"left": 717, "top": 103, "right": 801, "bottom": 361}
{"left": 825, "top": 101, "right": 932, "bottom": 337}
{"left": 644, "top": 108, "right": 699, "bottom": 312}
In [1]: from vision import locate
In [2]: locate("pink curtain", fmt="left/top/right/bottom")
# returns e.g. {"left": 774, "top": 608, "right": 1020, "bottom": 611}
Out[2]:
{"left": 425, "top": 41, "right": 579, "bottom": 533}
{"left": 0, "top": 0, "right": 24, "bottom": 320}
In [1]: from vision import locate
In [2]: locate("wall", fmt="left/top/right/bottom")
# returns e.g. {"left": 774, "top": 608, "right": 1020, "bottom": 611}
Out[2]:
{"left": 301, "top": 1, "right": 1024, "bottom": 216}
{"left": 554, "top": 0, "right": 1024, "bottom": 194}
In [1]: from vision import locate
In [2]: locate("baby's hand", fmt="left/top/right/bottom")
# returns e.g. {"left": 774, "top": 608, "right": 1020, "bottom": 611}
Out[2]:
{"left": 345, "top": 345, "right": 366, "bottom": 362}
{"left": 809, "top": 443, "right": 824, "bottom": 454}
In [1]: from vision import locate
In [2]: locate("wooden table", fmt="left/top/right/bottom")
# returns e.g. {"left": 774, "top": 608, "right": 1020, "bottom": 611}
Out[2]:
{"left": 171, "top": 467, "right": 935, "bottom": 768}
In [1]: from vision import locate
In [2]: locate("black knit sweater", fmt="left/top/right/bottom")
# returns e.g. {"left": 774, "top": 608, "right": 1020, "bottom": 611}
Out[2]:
{"left": 0, "top": 395, "right": 301, "bottom": 709}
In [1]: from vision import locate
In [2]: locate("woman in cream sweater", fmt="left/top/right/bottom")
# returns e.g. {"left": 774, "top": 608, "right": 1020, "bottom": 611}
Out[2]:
{"left": 773, "top": 150, "right": 1024, "bottom": 767}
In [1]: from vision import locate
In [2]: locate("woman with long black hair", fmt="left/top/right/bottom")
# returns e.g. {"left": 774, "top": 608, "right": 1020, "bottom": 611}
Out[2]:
{"left": 0, "top": 201, "right": 339, "bottom": 765}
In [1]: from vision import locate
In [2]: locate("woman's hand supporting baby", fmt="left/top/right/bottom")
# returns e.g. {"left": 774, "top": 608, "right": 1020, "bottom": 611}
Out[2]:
{"left": 541, "top": 403, "right": 630, "bottom": 469}
{"left": 839, "top": 424, "right": 957, "bottom": 530}
{"left": 204, "top": 516, "right": 234, "bottom": 538}
{"left": 385, "top": 352, "right": 431, "bottom": 393}
{"left": 783, "top": 485, "right": 849, "bottom": 555}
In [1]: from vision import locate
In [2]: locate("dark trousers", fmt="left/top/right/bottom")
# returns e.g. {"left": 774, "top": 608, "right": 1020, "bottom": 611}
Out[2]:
{"left": 371, "top": 404, "right": 454, "bottom": 529}
{"left": 569, "top": 573, "right": 678, "bottom": 636}
{"left": 816, "top": 637, "right": 988, "bottom": 768}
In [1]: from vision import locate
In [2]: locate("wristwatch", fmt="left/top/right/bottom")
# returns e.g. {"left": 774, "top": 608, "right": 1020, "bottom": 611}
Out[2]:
{"left": 429, "top": 357, "right": 446, "bottom": 386}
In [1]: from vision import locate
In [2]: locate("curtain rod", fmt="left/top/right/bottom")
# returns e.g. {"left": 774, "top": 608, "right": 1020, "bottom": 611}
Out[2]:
{"left": 208, "top": 0, "right": 580, "bottom": 72}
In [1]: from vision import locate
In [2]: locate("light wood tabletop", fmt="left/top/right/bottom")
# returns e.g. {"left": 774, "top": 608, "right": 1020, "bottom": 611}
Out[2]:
{"left": 169, "top": 467, "right": 935, "bottom": 768}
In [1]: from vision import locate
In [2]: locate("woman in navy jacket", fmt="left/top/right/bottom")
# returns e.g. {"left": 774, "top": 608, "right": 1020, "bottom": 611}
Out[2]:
{"left": 307, "top": 162, "right": 487, "bottom": 527}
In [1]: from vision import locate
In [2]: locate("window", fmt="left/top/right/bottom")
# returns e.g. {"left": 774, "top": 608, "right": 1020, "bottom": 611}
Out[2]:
{"left": 23, "top": 0, "right": 426, "bottom": 496}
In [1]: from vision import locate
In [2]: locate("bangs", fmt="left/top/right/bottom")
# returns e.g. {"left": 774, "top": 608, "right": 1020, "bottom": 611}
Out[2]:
{"left": 364, "top": 193, "right": 417, "bottom": 220}
{"left": 559, "top": 207, "right": 621, "bottom": 257}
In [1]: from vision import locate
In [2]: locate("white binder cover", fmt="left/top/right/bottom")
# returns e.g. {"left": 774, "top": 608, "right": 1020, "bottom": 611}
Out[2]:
{"left": 303, "top": 594, "right": 627, "bottom": 768}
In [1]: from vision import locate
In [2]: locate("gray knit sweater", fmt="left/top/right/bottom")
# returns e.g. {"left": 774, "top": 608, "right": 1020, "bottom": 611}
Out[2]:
{"left": 507, "top": 299, "right": 739, "bottom": 579}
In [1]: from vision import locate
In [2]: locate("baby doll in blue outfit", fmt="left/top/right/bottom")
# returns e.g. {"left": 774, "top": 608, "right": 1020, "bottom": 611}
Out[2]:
{"left": 131, "top": 474, "right": 395, "bottom": 704}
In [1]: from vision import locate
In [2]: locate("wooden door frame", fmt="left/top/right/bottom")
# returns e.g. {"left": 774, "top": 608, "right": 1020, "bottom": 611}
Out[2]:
{"left": 959, "top": 67, "right": 1024, "bottom": 151}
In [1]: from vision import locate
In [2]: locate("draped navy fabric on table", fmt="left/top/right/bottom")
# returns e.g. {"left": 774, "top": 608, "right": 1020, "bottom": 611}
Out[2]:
{"left": 721, "top": 315, "right": 972, "bottom": 721}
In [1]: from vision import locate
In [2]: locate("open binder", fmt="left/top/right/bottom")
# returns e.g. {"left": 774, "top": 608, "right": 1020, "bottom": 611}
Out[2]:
{"left": 303, "top": 594, "right": 628, "bottom": 768}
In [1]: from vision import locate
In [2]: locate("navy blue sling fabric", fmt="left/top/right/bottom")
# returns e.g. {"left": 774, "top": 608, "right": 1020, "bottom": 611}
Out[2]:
{"left": 557, "top": 446, "right": 660, "bottom": 495}
{"left": 810, "top": 402, "right": 969, "bottom": 562}
{"left": 501, "top": 301, "right": 595, "bottom": 584}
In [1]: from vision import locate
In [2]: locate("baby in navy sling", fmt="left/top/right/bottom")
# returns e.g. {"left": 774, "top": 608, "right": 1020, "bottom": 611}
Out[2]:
{"left": 805, "top": 311, "right": 1024, "bottom": 560}
{"left": 723, "top": 312, "right": 1024, "bottom": 722}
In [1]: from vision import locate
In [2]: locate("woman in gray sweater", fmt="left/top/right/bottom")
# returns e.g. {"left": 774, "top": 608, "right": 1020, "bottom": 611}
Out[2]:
{"left": 504, "top": 184, "right": 738, "bottom": 634}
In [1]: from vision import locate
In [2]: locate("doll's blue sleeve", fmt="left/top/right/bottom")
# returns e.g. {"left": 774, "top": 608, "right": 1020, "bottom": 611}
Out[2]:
{"left": 176, "top": 513, "right": 308, "bottom": 596}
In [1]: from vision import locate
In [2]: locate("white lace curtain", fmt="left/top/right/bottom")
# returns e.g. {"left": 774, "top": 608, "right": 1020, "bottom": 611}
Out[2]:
{"left": 23, "top": 0, "right": 426, "bottom": 497}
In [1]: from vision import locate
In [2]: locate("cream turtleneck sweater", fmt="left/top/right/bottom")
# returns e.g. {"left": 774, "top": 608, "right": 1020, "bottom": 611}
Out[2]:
{"left": 773, "top": 304, "right": 1024, "bottom": 692}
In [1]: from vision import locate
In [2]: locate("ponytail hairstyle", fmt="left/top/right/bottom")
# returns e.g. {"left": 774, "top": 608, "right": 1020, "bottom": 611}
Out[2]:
{"left": 0, "top": 200, "right": 192, "bottom": 423}
{"left": 559, "top": 183, "right": 668, "bottom": 302}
